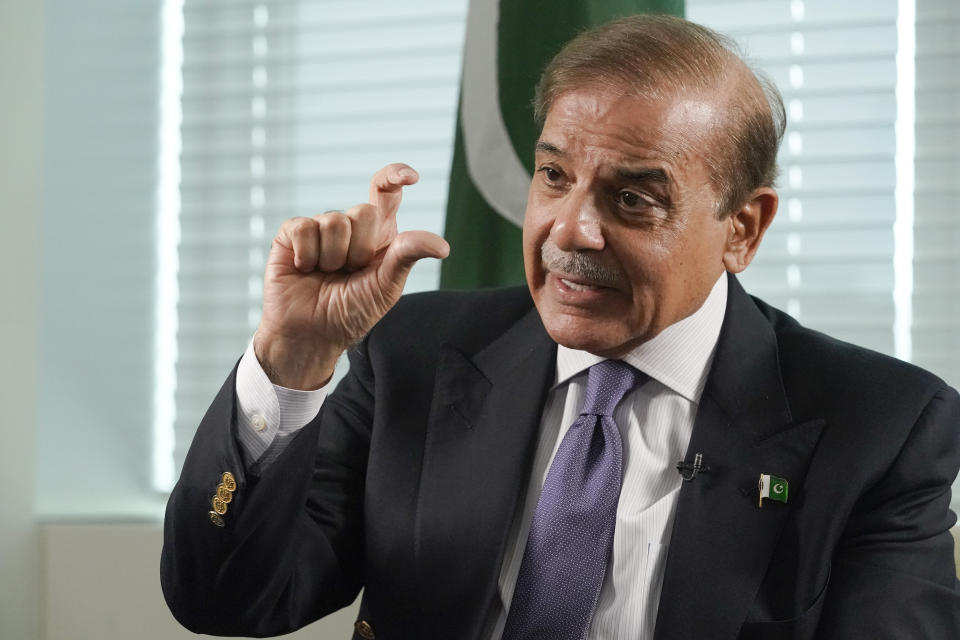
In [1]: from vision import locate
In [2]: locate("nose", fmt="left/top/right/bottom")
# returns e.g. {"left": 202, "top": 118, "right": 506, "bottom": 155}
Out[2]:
{"left": 549, "top": 188, "right": 605, "bottom": 252}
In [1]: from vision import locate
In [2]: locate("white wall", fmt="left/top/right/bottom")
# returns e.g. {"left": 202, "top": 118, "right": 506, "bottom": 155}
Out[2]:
{"left": 0, "top": 0, "right": 43, "bottom": 638}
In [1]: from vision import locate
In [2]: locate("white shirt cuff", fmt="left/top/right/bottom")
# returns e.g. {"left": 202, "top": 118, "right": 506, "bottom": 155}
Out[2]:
{"left": 235, "top": 340, "right": 329, "bottom": 464}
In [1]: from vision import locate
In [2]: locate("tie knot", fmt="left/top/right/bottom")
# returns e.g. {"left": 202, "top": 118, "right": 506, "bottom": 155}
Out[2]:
{"left": 581, "top": 360, "right": 647, "bottom": 417}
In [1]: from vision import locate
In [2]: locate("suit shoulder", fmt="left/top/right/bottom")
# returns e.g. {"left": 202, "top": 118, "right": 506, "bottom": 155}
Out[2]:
{"left": 371, "top": 286, "right": 535, "bottom": 347}
{"left": 751, "top": 295, "right": 950, "bottom": 403}
{"left": 391, "top": 286, "right": 533, "bottom": 316}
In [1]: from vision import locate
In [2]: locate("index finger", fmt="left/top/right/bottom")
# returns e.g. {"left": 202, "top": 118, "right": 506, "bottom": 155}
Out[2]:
{"left": 369, "top": 163, "right": 419, "bottom": 221}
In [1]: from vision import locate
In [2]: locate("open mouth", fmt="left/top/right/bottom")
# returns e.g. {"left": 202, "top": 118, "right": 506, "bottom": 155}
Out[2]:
{"left": 559, "top": 277, "right": 604, "bottom": 292}
{"left": 551, "top": 271, "right": 616, "bottom": 295}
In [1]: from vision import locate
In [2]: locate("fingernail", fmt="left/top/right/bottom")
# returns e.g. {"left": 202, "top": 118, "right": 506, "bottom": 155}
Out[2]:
{"left": 398, "top": 168, "right": 417, "bottom": 180}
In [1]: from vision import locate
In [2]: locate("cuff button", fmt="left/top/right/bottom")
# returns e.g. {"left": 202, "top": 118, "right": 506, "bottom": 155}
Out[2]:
{"left": 354, "top": 620, "right": 375, "bottom": 639}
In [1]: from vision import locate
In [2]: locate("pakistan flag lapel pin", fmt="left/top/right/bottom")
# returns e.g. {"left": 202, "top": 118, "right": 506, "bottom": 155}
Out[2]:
{"left": 758, "top": 473, "right": 789, "bottom": 508}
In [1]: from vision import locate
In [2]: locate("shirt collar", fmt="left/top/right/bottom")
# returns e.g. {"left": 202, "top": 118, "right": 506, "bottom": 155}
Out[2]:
{"left": 554, "top": 272, "right": 728, "bottom": 403}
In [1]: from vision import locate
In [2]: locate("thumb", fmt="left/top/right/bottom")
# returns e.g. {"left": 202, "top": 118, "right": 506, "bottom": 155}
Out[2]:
{"left": 378, "top": 230, "right": 450, "bottom": 296}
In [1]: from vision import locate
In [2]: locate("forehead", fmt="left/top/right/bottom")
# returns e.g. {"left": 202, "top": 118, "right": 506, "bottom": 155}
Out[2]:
{"left": 538, "top": 88, "right": 721, "bottom": 170}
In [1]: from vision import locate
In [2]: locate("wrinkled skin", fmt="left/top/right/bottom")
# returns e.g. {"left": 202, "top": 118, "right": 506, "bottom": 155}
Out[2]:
{"left": 255, "top": 164, "right": 449, "bottom": 389}
{"left": 523, "top": 86, "right": 778, "bottom": 357}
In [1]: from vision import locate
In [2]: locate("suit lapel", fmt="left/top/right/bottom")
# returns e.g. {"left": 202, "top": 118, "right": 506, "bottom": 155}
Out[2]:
{"left": 415, "top": 307, "right": 556, "bottom": 638}
{"left": 654, "top": 275, "right": 826, "bottom": 639}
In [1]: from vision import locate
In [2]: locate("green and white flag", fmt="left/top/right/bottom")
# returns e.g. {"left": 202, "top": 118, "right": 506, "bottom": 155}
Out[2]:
{"left": 759, "top": 473, "right": 789, "bottom": 507}
{"left": 440, "top": 0, "right": 684, "bottom": 289}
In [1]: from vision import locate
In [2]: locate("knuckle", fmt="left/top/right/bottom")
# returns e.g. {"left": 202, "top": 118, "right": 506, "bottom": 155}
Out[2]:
{"left": 318, "top": 211, "right": 350, "bottom": 235}
{"left": 313, "top": 209, "right": 343, "bottom": 221}
{"left": 286, "top": 216, "right": 316, "bottom": 238}
{"left": 346, "top": 203, "right": 377, "bottom": 223}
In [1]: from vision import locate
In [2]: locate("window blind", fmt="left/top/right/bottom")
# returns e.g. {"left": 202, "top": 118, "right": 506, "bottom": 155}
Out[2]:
{"left": 911, "top": 0, "right": 960, "bottom": 389}
{"left": 687, "top": 0, "right": 902, "bottom": 356}
{"left": 173, "top": 0, "right": 469, "bottom": 476}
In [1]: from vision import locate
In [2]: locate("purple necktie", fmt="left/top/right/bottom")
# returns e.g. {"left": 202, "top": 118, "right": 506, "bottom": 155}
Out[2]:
{"left": 503, "top": 360, "right": 648, "bottom": 640}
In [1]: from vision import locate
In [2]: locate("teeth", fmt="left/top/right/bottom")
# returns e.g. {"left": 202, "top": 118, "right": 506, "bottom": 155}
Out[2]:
{"left": 561, "top": 278, "right": 599, "bottom": 292}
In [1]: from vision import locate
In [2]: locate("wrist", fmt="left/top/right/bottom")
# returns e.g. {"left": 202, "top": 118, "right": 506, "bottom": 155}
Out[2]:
{"left": 252, "top": 330, "right": 341, "bottom": 391}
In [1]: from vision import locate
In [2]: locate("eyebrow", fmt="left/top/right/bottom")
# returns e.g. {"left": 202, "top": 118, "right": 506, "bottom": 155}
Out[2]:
{"left": 534, "top": 140, "right": 563, "bottom": 155}
{"left": 534, "top": 140, "right": 672, "bottom": 186}
{"left": 616, "top": 167, "right": 670, "bottom": 184}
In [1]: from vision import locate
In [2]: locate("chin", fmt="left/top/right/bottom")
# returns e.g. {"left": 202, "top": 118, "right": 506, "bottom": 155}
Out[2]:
{"left": 539, "top": 313, "right": 637, "bottom": 357}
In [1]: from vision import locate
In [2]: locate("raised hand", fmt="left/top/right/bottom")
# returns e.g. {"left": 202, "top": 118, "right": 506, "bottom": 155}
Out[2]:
{"left": 253, "top": 163, "right": 449, "bottom": 389}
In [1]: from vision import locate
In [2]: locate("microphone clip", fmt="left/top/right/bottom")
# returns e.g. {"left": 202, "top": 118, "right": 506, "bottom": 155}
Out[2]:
{"left": 676, "top": 452, "right": 709, "bottom": 482}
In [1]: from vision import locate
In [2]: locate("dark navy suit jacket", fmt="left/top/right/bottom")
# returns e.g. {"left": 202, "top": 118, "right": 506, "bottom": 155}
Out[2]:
{"left": 162, "top": 274, "right": 960, "bottom": 638}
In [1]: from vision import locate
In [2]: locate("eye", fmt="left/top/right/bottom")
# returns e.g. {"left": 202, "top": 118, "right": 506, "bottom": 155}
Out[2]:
{"left": 537, "top": 165, "right": 564, "bottom": 184}
{"left": 616, "top": 189, "right": 652, "bottom": 210}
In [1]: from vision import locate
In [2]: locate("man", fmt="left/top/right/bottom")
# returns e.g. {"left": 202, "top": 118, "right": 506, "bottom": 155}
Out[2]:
{"left": 161, "top": 15, "right": 960, "bottom": 639}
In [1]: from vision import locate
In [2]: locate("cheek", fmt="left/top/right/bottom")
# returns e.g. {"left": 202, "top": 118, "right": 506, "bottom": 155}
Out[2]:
{"left": 690, "top": 218, "right": 731, "bottom": 266}
{"left": 614, "top": 226, "right": 699, "bottom": 311}
{"left": 524, "top": 188, "right": 552, "bottom": 225}
{"left": 523, "top": 203, "right": 550, "bottom": 283}
{"left": 521, "top": 215, "right": 539, "bottom": 265}
{"left": 522, "top": 197, "right": 555, "bottom": 251}
{"left": 615, "top": 227, "right": 679, "bottom": 282}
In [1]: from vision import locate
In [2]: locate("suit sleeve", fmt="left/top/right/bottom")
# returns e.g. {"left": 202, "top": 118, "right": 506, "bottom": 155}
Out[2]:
{"left": 817, "top": 385, "right": 960, "bottom": 638}
{"left": 160, "top": 337, "right": 376, "bottom": 637}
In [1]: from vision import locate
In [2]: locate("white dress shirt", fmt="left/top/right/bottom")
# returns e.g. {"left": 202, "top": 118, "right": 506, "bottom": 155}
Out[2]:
{"left": 234, "top": 273, "right": 728, "bottom": 639}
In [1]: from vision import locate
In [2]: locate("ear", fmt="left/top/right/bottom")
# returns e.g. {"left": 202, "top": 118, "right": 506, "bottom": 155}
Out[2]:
{"left": 721, "top": 187, "right": 778, "bottom": 273}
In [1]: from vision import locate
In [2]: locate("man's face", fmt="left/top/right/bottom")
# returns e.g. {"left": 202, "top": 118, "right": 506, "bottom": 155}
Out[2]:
{"left": 523, "top": 86, "right": 733, "bottom": 357}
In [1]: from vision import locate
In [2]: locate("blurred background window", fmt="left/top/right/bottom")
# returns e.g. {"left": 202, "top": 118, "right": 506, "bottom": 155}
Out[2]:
{"left": 37, "top": 0, "right": 165, "bottom": 519}
{"left": 169, "top": 0, "right": 470, "bottom": 485}
{"left": 34, "top": 0, "right": 959, "bottom": 518}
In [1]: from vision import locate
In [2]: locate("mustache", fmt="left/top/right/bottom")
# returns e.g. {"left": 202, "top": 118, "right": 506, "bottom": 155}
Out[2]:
{"left": 540, "top": 241, "right": 625, "bottom": 288}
